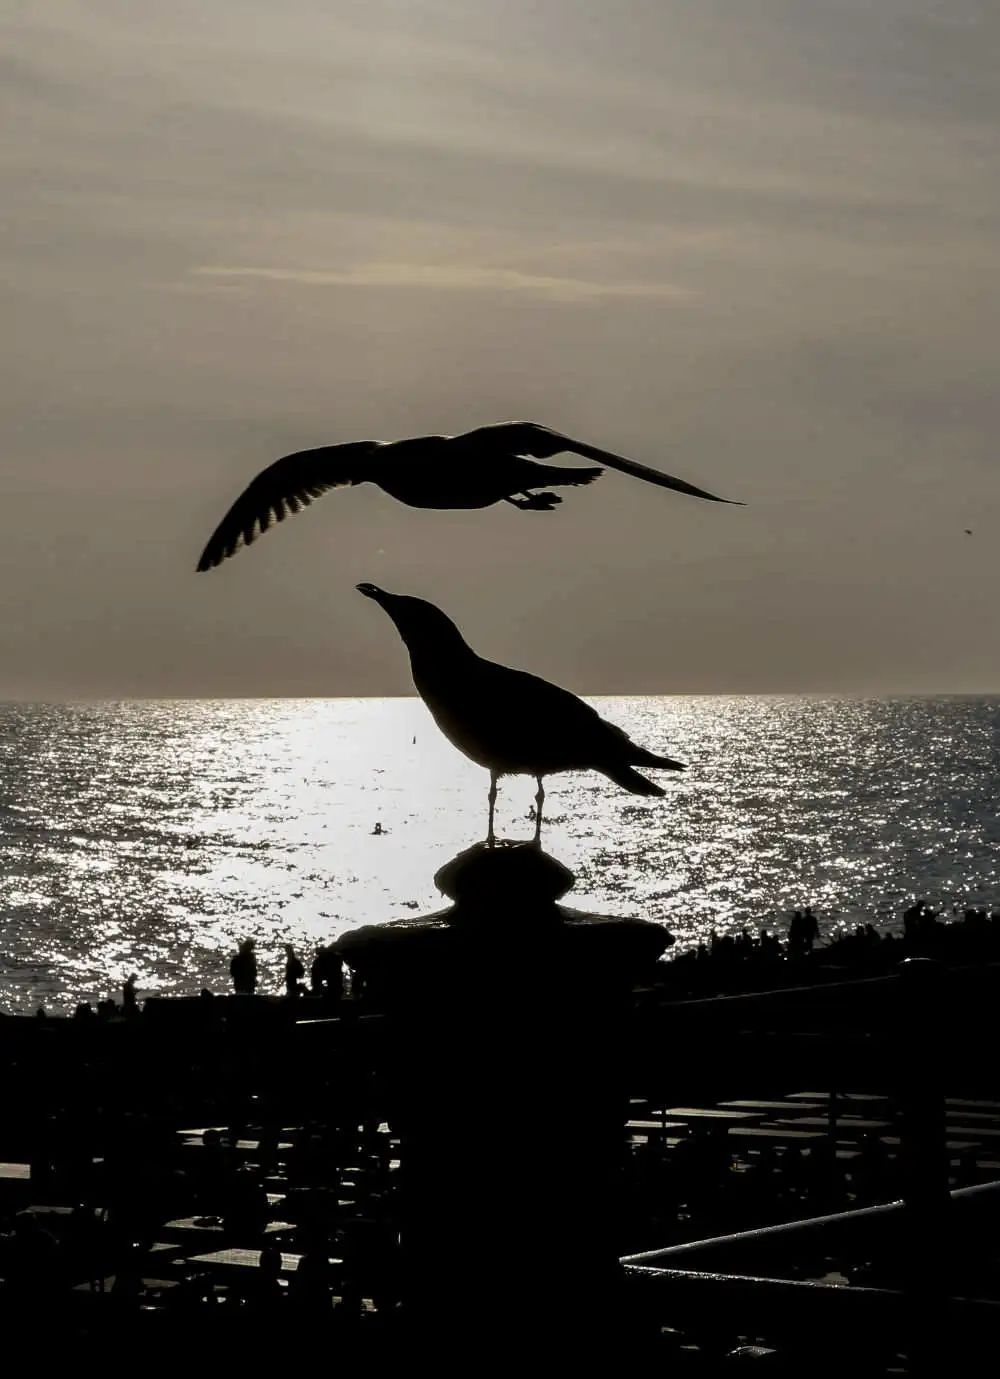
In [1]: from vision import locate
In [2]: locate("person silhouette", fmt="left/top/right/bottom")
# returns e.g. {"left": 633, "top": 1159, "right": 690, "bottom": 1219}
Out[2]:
{"left": 284, "top": 943, "right": 305, "bottom": 998}
{"left": 230, "top": 938, "right": 258, "bottom": 995}
{"left": 802, "top": 907, "right": 819, "bottom": 951}
{"left": 122, "top": 973, "right": 140, "bottom": 1016}
{"left": 310, "top": 946, "right": 343, "bottom": 1002}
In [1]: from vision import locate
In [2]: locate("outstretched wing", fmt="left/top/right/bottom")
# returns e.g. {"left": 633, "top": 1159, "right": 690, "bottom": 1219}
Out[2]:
{"left": 462, "top": 421, "right": 743, "bottom": 505}
{"left": 197, "top": 442, "right": 381, "bottom": 571}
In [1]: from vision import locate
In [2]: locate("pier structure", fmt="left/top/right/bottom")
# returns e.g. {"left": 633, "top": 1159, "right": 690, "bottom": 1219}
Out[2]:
{"left": 334, "top": 839, "right": 670, "bottom": 1358}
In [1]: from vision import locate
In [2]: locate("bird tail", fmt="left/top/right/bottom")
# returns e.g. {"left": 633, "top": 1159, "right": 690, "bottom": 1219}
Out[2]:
{"left": 562, "top": 466, "right": 603, "bottom": 485}
{"left": 600, "top": 764, "right": 667, "bottom": 796}
{"left": 630, "top": 748, "right": 686, "bottom": 772}
{"left": 535, "top": 465, "right": 603, "bottom": 488}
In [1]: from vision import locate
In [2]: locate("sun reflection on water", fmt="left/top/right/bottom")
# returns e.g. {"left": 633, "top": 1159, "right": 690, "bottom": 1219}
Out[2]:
{"left": 0, "top": 696, "right": 998, "bottom": 1012}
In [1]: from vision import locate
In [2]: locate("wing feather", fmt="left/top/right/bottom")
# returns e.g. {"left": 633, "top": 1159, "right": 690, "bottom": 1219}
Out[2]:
{"left": 464, "top": 421, "right": 743, "bottom": 505}
{"left": 481, "top": 661, "right": 682, "bottom": 765}
{"left": 196, "top": 442, "right": 379, "bottom": 571}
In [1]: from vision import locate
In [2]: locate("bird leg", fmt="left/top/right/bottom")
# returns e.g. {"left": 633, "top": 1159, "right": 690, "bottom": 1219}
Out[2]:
{"left": 533, "top": 776, "right": 545, "bottom": 845}
{"left": 487, "top": 772, "right": 498, "bottom": 847}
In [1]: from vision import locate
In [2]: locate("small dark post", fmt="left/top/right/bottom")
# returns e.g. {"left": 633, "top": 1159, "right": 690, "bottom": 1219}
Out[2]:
{"left": 897, "top": 957, "right": 950, "bottom": 1370}
{"left": 336, "top": 841, "right": 669, "bottom": 1360}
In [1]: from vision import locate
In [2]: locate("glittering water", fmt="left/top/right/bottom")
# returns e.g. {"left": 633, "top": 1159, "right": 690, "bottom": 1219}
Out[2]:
{"left": 1, "top": 697, "right": 998, "bottom": 1014}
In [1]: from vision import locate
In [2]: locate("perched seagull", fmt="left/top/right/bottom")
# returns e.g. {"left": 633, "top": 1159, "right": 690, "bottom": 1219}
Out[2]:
{"left": 356, "top": 583, "right": 685, "bottom": 844}
{"left": 197, "top": 420, "right": 741, "bottom": 571}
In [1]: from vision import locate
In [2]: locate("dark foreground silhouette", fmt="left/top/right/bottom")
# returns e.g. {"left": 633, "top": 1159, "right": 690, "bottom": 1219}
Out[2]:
{"left": 3, "top": 848, "right": 1000, "bottom": 1372}
{"left": 357, "top": 583, "right": 685, "bottom": 841}
{"left": 196, "top": 420, "right": 741, "bottom": 570}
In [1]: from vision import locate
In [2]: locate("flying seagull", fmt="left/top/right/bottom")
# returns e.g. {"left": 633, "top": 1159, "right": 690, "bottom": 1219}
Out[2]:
{"left": 197, "top": 421, "right": 741, "bottom": 571}
{"left": 356, "top": 583, "right": 685, "bottom": 844}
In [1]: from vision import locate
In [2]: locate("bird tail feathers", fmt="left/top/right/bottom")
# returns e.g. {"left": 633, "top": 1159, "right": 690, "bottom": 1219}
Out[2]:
{"left": 630, "top": 748, "right": 686, "bottom": 772}
{"left": 600, "top": 764, "right": 667, "bottom": 796}
{"left": 532, "top": 465, "right": 603, "bottom": 488}
{"left": 558, "top": 466, "right": 603, "bottom": 486}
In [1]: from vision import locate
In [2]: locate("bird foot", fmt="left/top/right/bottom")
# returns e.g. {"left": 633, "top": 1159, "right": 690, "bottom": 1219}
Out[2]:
{"left": 482, "top": 832, "right": 541, "bottom": 851}
{"left": 505, "top": 492, "right": 561, "bottom": 511}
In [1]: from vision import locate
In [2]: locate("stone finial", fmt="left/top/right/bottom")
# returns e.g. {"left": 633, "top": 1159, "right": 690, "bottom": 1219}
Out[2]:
{"left": 434, "top": 839, "right": 575, "bottom": 911}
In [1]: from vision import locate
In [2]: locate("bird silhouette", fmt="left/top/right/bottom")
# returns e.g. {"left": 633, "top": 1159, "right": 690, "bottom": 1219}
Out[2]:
{"left": 197, "top": 421, "right": 741, "bottom": 570}
{"left": 357, "top": 583, "right": 685, "bottom": 844}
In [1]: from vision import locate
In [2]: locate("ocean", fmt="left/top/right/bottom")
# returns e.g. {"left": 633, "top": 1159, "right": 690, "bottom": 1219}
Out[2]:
{"left": 1, "top": 696, "right": 998, "bottom": 1015}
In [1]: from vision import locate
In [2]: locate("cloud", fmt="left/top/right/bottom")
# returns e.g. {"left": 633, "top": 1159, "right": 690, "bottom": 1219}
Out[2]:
{"left": 190, "top": 262, "right": 691, "bottom": 302}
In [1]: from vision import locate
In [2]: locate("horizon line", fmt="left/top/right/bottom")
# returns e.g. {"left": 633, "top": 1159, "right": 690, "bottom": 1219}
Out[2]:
{"left": 2, "top": 690, "right": 1000, "bottom": 705}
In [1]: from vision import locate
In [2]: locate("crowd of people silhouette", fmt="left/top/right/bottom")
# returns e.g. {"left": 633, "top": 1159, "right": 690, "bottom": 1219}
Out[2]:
{"left": 36, "top": 895, "right": 1000, "bottom": 1025}
{"left": 661, "top": 900, "right": 1000, "bottom": 999}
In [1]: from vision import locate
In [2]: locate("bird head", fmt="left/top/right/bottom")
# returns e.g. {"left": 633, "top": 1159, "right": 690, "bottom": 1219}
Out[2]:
{"left": 356, "top": 584, "right": 469, "bottom": 658}
{"left": 356, "top": 582, "right": 391, "bottom": 604}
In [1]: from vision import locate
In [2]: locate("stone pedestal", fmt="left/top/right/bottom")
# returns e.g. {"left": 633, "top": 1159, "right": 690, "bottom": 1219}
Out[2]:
{"left": 336, "top": 841, "right": 670, "bottom": 1357}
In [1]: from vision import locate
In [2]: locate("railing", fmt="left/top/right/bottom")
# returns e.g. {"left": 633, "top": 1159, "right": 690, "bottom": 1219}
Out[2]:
{"left": 618, "top": 959, "right": 999, "bottom": 1371}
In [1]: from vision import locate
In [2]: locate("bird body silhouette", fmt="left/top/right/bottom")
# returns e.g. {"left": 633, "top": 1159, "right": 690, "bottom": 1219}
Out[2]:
{"left": 197, "top": 421, "right": 740, "bottom": 570}
{"left": 357, "top": 583, "right": 684, "bottom": 842}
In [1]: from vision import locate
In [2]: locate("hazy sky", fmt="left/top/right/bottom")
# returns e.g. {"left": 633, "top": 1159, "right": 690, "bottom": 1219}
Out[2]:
{"left": 3, "top": 0, "right": 998, "bottom": 696}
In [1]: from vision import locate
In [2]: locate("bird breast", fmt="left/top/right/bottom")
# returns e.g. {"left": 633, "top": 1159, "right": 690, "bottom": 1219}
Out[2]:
{"left": 375, "top": 464, "right": 506, "bottom": 510}
{"left": 373, "top": 443, "right": 526, "bottom": 510}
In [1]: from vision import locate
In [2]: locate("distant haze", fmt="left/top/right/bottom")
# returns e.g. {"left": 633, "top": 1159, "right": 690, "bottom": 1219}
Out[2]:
{"left": 3, "top": 1, "right": 998, "bottom": 697}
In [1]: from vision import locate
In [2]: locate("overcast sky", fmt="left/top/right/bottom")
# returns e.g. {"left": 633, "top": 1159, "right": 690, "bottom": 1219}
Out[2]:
{"left": 3, "top": 0, "right": 998, "bottom": 696}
